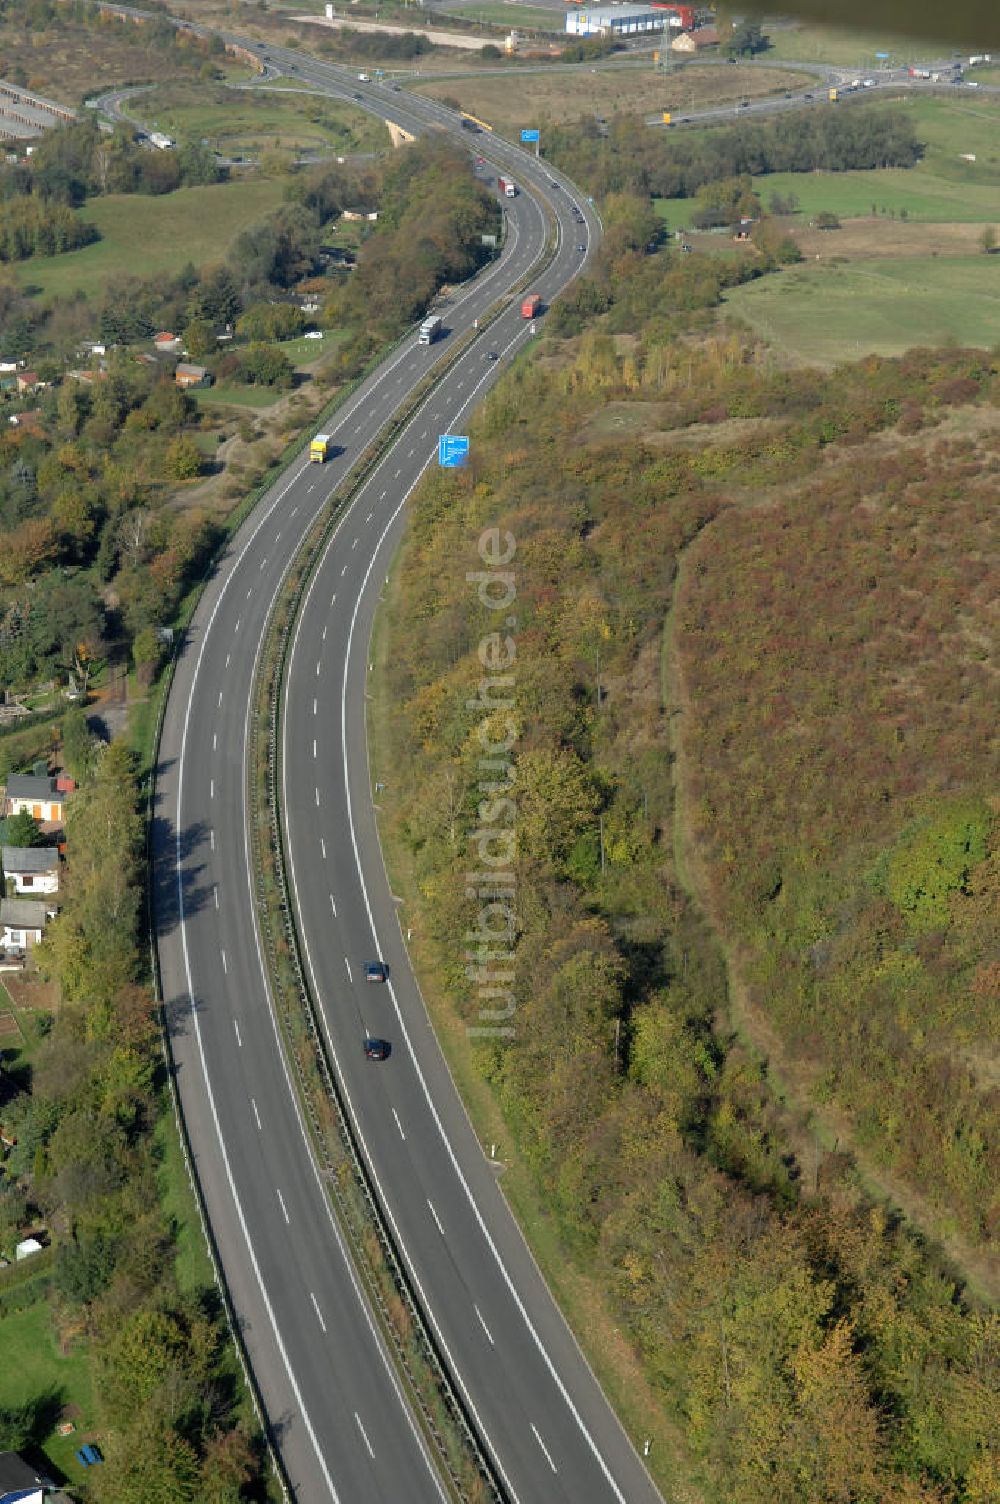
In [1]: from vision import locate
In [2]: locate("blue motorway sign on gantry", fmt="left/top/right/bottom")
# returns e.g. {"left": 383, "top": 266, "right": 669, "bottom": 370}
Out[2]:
{"left": 438, "top": 434, "right": 470, "bottom": 467}
{"left": 521, "top": 128, "right": 540, "bottom": 143}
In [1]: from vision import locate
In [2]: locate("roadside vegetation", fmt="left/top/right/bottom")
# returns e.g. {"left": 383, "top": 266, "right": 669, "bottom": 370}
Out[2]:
{"left": 0, "top": 127, "right": 497, "bottom": 1490}
{"left": 372, "top": 192, "right": 999, "bottom": 1503}
{"left": 0, "top": 0, "right": 248, "bottom": 103}
{"left": 0, "top": 735, "right": 266, "bottom": 1502}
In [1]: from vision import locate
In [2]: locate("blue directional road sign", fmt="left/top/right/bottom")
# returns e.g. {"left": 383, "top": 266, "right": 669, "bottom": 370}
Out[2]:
{"left": 438, "top": 434, "right": 470, "bottom": 468}
{"left": 521, "top": 128, "right": 540, "bottom": 143}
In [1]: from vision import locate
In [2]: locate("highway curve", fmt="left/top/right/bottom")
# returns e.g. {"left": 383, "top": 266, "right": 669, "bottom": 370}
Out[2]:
{"left": 154, "top": 46, "right": 660, "bottom": 1504}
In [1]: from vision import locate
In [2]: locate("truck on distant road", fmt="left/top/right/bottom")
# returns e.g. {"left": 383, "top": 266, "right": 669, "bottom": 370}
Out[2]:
{"left": 310, "top": 433, "right": 332, "bottom": 462}
{"left": 498, "top": 176, "right": 517, "bottom": 199}
{"left": 418, "top": 315, "right": 443, "bottom": 346}
{"left": 521, "top": 293, "right": 542, "bottom": 320}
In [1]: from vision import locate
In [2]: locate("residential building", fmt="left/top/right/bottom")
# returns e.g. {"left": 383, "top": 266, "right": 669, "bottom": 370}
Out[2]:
{"left": 0, "top": 898, "right": 46, "bottom": 954}
{"left": 4, "top": 774, "right": 69, "bottom": 823}
{"left": 671, "top": 24, "right": 719, "bottom": 51}
{"left": 2, "top": 846, "right": 58, "bottom": 896}
{"left": 0, "top": 1448, "right": 51, "bottom": 1504}
{"left": 174, "top": 361, "right": 210, "bottom": 389}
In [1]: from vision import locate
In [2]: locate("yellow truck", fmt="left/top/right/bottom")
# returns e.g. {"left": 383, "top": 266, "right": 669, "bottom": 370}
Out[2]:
{"left": 828, "top": 87, "right": 839, "bottom": 102}
{"left": 310, "top": 433, "right": 331, "bottom": 463}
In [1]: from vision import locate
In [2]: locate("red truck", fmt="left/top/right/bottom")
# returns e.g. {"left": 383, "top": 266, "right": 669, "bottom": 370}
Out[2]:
{"left": 521, "top": 293, "right": 542, "bottom": 319}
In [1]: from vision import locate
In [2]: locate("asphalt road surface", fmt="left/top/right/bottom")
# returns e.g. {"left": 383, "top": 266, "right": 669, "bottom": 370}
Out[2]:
{"left": 155, "top": 44, "right": 661, "bottom": 1504}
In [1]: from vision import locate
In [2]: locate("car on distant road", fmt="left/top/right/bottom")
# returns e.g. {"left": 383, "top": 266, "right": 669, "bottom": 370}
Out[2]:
{"left": 486, "top": 351, "right": 499, "bottom": 361}
{"left": 365, "top": 961, "right": 388, "bottom": 983}
{"left": 576, "top": 244, "right": 586, "bottom": 253}
{"left": 364, "top": 1037, "right": 391, "bottom": 1061}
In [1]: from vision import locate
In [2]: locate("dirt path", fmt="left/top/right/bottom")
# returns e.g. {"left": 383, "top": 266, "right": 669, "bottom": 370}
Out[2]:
{"left": 661, "top": 522, "right": 1000, "bottom": 1306}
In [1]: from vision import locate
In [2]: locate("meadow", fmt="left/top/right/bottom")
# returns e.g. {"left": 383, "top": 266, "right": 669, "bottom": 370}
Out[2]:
{"left": 15, "top": 177, "right": 287, "bottom": 303}
{"left": 724, "top": 255, "right": 1000, "bottom": 363}
{"left": 652, "top": 93, "right": 1000, "bottom": 228}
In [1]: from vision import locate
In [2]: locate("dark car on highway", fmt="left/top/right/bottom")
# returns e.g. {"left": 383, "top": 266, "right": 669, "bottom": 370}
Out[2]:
{"left": 364, "top": 1037, "right": 391, "bottom": 1061}
{"left": 365, "top": 961, "right": 388, "bottom": 983}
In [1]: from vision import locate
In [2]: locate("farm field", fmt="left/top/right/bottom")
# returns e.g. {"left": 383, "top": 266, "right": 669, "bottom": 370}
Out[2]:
{"left": 724, "top": 254, "right": 1000, "bottom": 363}
{"left": 15, "top": 178, "right": 287, "bottom": 303}
{"left": 135, "top": 79, "right": 390, "bottom": 156}
{"left": 412, "top": 61, "right": 804, "bottom": 131}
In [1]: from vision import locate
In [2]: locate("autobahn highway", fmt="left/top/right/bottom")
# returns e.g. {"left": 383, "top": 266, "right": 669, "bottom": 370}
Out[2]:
{"left": 154, "top": 44, "right": 662, "bottom": 1504}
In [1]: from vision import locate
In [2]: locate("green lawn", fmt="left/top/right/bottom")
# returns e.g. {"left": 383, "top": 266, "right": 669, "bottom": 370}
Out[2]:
{"left": 137, "top": 79, "right": 390, "bottom": 157}
{"left": 276, "top": 330, "right": 342, "bottom": 365}
{"left": 724, "top": 255, "right": 1000, "bottom": 364}
{"left": 0, "top": 984, "right": 49, "bottom": 1075}
{"left": 16, "top": 177, "right": 287, "bottom": 303}
{"left": 0, "top": 1299, "right": 96, "bottom": 1484}
{"left": 194, "top": 383, "right": 286, "bottom": 410}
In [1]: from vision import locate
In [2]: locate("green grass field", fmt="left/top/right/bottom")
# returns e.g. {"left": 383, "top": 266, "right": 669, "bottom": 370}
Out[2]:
{"left": 16, "top": 177, "right": 287, "bottom": 303}
{"left": 195, "top": 383, "right": 286, "bottom": 409}
{"left": 749, "top": 164, "right": 998, "bottom": 221}
{"left": 656, "top": 94, "right": 1000, "bottom": 228}
{"left": 0, "top": 1300, "right": 96, "bottom": 1482}
{"left": 138, "top": 79, "right": 389, "bottom": 156}
{"left": 724, "top": 255, "right": 1000, "bottom": 364}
